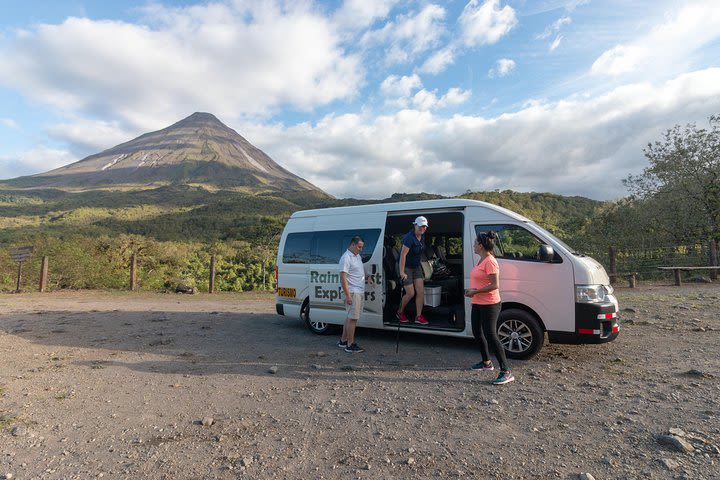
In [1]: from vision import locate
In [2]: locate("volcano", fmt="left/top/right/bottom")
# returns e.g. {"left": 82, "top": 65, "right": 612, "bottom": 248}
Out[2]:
{"left": 6, "top": 112, "right": 326, "bottom": 195}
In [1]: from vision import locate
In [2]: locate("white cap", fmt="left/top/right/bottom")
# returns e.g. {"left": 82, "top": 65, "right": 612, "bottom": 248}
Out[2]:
{"left": 413, "top": 216, "right": 429, "bottom": 227}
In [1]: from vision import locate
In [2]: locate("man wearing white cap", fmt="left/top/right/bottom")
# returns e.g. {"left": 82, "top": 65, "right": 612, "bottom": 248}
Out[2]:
{"left": 396, "top": 216, "right": 430, "bottom": 325}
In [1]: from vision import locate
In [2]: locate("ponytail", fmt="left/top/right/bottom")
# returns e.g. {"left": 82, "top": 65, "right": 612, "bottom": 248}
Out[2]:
{"left": 477, "top": 231, "right": 497, "bottom": 253}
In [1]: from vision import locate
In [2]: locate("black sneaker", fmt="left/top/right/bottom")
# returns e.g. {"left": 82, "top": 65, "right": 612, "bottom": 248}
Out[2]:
{"left": 344, "top": 343, "right": 364, "bottom": 353}
{"left": 337, "top": 340, "right": 348, "bottom": 349}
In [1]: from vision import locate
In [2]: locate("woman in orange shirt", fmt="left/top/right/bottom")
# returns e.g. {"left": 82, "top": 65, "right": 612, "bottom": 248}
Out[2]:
{"left": 464, "top": 231, "right": 514, "bottom": 385}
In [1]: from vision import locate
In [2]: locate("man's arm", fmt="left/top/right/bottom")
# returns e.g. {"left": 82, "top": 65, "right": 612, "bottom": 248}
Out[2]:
{"left": 340, "top": 271, "right": 352, "bottom": 304}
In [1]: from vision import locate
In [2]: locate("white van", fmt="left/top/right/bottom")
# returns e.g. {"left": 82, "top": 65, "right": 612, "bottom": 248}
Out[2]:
{"left": 275, "top": 199, "right": 619, "bottom": 359}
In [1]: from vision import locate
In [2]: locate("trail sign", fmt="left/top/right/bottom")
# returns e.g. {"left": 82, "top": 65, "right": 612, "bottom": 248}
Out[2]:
{"left": 10, "top": 246, "right": 33, "bottom": 293}
{"left": 10, "top": 246, "right": 33, "bottom": 262}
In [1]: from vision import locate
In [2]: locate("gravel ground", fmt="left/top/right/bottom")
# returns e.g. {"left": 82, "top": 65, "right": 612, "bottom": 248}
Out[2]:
{"left": 1, "top": 285, "right": 719, "bottom": 480}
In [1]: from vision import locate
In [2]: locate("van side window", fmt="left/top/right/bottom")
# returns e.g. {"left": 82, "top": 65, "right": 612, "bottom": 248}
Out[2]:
{"left": 283, "top": 229, "right": 381, "bottom": 264}
{"left": 474, "top": 224, "right": 558, "bottom": 262}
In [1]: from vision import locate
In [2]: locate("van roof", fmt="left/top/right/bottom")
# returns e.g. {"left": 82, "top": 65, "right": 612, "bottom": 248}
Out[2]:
{"left": 290, "top": 198, "right": 531, "bottom": 222}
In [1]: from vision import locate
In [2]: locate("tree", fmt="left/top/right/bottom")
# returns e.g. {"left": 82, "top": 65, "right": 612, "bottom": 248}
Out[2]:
{"left": 623, "top": 115, "right": 720, "bottom": 244}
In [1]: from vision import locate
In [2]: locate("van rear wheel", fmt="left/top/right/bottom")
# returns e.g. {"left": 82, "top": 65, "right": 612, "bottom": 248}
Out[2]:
{"left": 497, "top": 309, "right": 544, "bottom": 360}
{"left": 301, "top": 299, "right": 336, "bottom": 335}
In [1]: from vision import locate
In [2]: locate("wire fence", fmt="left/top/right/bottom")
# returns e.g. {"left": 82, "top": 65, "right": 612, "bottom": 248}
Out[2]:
{"left": 3, "top": 241, "right": 717, "bottom": 293}
{"left": 588, "top": 242, "right": 719, "bottom": 281}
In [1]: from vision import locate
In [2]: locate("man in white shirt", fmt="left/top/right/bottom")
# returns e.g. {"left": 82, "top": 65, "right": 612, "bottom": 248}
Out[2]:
{"left": 338, "top": 236, "right": 373, "bottom": 353}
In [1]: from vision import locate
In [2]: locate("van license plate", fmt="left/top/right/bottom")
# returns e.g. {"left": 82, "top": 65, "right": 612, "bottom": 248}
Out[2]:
{"left": 278, "top": 287, "right": 296, "bottom": 298}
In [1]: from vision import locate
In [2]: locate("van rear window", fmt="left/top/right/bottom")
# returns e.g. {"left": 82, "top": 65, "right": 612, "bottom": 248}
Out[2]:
{"left": 283, "top": 229, "right": 381, "bottom": 264}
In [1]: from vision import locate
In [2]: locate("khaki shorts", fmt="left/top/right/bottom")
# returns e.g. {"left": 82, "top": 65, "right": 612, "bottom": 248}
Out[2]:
{"left": 402, "top": 265, "right": 425, "bottom": 286}
{"left": 345, "top": 292, "right": 365, "bottom": 320}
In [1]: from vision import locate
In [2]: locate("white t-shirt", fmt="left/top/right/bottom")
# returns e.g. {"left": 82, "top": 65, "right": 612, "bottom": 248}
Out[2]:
{"left": 339, "top": 249, "right": 365, "bottom": 294}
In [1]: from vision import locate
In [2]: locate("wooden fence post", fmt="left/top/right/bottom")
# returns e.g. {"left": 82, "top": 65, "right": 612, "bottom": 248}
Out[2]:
{"left": 39, "top": 256, "right": 49, "bottom": 292}
{"left": 209, "top": 255, "right": 215, "bottom": 294}
{"left": 710, "top": 239, "right": 718, "bottom": 281}
{"left": 608, "top": 246, "right": 617, "bottom": 282}
{"left": 130, "top": 253, "right": 137, "bottom": 291}
{"left": 16, "top": 262, "right": 23, "bottom": 292}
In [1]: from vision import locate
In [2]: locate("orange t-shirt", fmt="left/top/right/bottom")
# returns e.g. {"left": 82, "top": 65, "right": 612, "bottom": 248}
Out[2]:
{"left": 469, "top": 255, "right": 501, "bottom": 305}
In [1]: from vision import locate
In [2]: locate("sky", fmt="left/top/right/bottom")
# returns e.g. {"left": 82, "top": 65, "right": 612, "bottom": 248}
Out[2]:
{"left": 1, "top": 0, "right": 719, "bottom": 201}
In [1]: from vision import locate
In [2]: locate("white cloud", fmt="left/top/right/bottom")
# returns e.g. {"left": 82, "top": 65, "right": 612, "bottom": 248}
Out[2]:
{"left": 438, "top": 88, "right": 472, "bottom": 107}
{"left": 0, "top": 146, "right": 76, "bottom": 178}
{"left": 0, "top": 2, "right": 364, "bottom": 132}
{"left": 0, "top": 118, "right": 17, "bottom": 128}
{"left": 488, "top": 58, "right": 516, "bottom": 78}
{"left": 362, "top": 4, "right": 446, "bottom": 65}
{"left": 247, "top": 68, "right": 720, "bottom": 200}
{"left": 45, "top": 119, "right": 135, "bottom": 156}
{"left": 332, "top": 0, "right": 398, "bottom": 30}
{"left": 380, "top": 74, "right": 422, "bottom": 98}
{"left": 549, "top": 34, "right": 563, "bottom": 51}
{"left": 458, "top": 0, "right": 518, "bottom": 47}
{"left": 591, "top": 1, "right": 720, "bottom": 76}
{"left": 420, "top": 47, "right": 456, "bottom": 74}
{"left": 537, "top": 15, "right": 571, "bottom": 40}
{"left": 380, "top": 74, "right": 470, "bottom": 111}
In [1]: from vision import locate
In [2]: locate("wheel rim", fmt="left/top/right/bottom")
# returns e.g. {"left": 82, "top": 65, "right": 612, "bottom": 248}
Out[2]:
{"left": 302, "top": 304, "right": 328, "bottom": 332}
{"left": 497, "top": 319, "right": 534, "bottom": 353}
{"left": 309, "top": 319, "right": 329, "bottom": 332}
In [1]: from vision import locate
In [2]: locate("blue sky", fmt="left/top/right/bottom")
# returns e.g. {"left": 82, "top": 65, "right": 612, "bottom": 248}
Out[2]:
{"left": 1, "top": 0, "right": 719, "bottom": 200}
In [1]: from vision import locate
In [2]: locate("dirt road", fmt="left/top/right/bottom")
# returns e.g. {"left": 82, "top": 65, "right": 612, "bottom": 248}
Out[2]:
{"left": 1, "top": 286, "right": 719, "bottom": 479}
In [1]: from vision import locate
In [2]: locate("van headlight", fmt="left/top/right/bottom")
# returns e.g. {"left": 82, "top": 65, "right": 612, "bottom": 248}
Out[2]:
{"left": 575, "top": 284, "right": 613, "bottom": 303}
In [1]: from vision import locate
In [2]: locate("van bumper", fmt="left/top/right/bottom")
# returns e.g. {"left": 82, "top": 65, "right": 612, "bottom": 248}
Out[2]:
{"left": 547, "top": 301, "right": 619, "bottom": 344}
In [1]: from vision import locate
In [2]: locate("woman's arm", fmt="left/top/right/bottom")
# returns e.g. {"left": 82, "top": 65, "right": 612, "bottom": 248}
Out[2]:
{"left": 465, "top": 273, "right": 499, "bottom": 296}
{"left": 398, "top": 245, "right": 410, "bottom": 279}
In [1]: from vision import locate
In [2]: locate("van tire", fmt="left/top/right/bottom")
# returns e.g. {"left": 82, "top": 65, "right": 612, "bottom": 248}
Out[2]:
{"left": 497, "top": 309, "right": 544, "bottom": 360}
{"left": 301, "top": 299, "right": 337, "bottom": 335}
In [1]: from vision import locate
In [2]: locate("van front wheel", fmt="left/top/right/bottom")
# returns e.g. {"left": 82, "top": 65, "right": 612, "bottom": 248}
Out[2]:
{"left": 497, "top": 309, "right": 544, "bottom": 360}
{"left": 301, "top": 299, "right": 336, "bottom": 335}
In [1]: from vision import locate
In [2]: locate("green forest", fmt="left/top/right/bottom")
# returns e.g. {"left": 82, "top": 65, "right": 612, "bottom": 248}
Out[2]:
{"left": 1, "top": 116, "right": 718, "bottom": 292}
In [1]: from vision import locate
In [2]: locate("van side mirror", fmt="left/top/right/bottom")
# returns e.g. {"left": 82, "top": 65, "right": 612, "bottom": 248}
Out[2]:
{"left": 538, "top": 244, "right": 554, "bottom": 262}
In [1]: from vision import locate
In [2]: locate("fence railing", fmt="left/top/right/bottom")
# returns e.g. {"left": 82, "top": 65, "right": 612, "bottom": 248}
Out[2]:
{"left": 3, "top": 240, "right": 718, "bottom": 292}
{"left": 590, "top": 240, "right": 719, "bottom": 283}
{"left": 2, "top": 251, "right": 276, "bottom": 293}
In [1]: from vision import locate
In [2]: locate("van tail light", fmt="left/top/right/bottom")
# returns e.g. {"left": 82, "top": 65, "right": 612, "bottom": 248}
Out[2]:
{"left": 275, "top": 265, "right": 278, "bottom": 292}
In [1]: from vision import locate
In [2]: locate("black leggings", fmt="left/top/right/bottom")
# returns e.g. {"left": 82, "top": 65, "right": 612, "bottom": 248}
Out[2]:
{"left": 471, "top": 303, "right": 508, "bottom": 371}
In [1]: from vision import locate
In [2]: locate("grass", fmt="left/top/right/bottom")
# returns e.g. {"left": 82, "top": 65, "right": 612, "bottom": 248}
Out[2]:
{"left": 0, "top": 414, "right": 16, "bottom": 429}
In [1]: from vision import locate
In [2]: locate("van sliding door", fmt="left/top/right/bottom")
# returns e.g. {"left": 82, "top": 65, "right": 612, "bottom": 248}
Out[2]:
{"left": 307, "top": 213, "right": 386, "bottom": 328}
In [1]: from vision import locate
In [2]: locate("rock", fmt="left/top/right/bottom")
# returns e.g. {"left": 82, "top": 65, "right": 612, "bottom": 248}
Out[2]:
{"left": 578, "top": 474, "right": 596, "bottom": 480}
{"left": 311, "top": 364, "right": 322, "bottom": 370}
{"left": 201, "top": 417, "right": 214, "bottom": 427}
{"left": 657, "top": 434, "right": 695, "bottom": 453}
{"left": 269, "top": 366, "right": 278, "bottom": 374}
{"left": 10, "top": 426, "right": 27, "bottom": 437}
{"left": 175, "top": 284, "right": 198, "bottom": 294}
{"left": 406, "top": 457, "right": 416, "bottom": 465}
{"left": 684, "top": 369, "right": 714, "bottom": 378}
{"left": 659, "top": 458, "right": 679, "bottom": 470}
